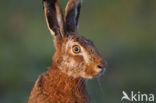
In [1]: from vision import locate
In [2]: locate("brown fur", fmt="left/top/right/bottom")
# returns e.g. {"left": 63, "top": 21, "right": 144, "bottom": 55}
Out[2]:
{"left": 28, "top": 65, "right": 89, "bottom": 103}
{"left": 28, "top": 0, "right": 106, "bottom": 103}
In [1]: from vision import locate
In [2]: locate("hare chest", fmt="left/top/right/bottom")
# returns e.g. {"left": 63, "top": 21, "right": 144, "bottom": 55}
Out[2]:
{"left": 28, "top": 69, "right": 90, "bottom": 103}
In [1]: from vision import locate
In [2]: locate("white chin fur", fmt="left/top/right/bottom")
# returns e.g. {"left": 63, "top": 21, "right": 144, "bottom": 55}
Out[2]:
{"left": 97, "top": 68, "right": 106, "bottom": 78}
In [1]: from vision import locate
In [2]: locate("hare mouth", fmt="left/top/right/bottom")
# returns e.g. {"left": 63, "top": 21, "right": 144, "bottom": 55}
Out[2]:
{"left": 86, "top": 67, "right": 106, "bottom": 79}
{"left": 96, "top": 67, "right": 106, "bottom": 78}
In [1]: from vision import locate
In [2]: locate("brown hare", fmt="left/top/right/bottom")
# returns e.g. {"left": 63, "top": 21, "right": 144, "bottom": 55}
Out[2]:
{"left": 28, "top": 0, "right": 106, "bottom": 103}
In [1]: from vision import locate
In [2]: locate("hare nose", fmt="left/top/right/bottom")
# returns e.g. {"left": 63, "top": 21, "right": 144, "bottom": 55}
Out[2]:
{"left": 98, "top": 59, "right": 107, "bottom": 68}
{"left": 97, "top": 65, "right": 104, "bottom": 69}
{"left": 97, "top": 64, "right": 106, "bottom": 73}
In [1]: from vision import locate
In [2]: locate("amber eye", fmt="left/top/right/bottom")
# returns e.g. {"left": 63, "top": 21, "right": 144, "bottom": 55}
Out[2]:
{"left": 72, "top": 45, "right": 81, "bottom": 54}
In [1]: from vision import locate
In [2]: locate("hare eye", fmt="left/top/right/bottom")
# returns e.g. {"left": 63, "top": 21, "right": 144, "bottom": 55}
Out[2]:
{"left": 72, "top": 45, "right": 81, "bottom": 54}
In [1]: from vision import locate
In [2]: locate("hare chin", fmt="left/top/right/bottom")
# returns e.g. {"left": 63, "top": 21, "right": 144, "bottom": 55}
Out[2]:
{"left": 80, "top": 73, "right": 93, "bottom": 79}
{"left": 91, "top": 67, "right": 106, "bottom": 78}
{"left": 96, "top": 67, "right": 106, "bottom": 78}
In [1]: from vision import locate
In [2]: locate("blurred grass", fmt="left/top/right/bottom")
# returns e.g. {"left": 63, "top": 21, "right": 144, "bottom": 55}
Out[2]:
{"left": 0, "top": 0, "right": 156, "bottom": 103}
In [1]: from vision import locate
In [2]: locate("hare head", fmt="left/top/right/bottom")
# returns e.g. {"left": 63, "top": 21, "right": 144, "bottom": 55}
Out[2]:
{"left": 43, "top": 0, "right": 106, "bottom": 79}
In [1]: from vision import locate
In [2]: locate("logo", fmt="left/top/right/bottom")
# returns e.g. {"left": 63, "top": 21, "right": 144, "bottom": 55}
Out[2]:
{"left": 121, "top": 91, "right": 155, "bottom": 102}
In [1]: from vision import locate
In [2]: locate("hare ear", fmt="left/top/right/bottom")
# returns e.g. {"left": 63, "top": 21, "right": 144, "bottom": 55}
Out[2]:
{"left": 65, "top": 0, "right": 82, "bottom": 33}
{"left": 43, "top": 0, "right": 64, "bottom": 37}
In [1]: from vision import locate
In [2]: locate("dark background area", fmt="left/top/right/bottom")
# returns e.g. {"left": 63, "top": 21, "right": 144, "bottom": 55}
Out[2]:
{"left": 0, "top": 0, "right": 156, "bottom": 103}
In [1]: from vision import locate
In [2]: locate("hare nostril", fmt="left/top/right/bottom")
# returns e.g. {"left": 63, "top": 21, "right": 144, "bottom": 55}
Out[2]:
{"left": 97, "top": 65, "right": 103, "bottom": 69}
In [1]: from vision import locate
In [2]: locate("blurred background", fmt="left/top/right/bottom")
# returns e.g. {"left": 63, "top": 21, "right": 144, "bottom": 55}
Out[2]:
{"left": 0, "top": 0, "right": 156, "bottom": 103}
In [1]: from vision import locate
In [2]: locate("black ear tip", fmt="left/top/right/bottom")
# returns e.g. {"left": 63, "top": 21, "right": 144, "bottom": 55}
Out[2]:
{"left": 42, "top": 0, "right": 58, "bottom": 8}
{"left": 42, "top": 0, "right": 50, "bottom": 3}
{"left": 42, "top": 0, "right": 57, "bottom": 3}
{"left": 42, "top": 0, "right": 52, "bottom": 8}
{"left": 42, "top": 0, "right": 46, "bottom": 6}
{"left": 42, "top": 0, "right": 52, "bottom": 2}
{"left": 42, "top": 0, "right": 48, "bottom": 3}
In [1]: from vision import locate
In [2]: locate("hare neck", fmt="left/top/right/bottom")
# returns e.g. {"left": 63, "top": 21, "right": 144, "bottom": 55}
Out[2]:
{"left": 40, "top": 65, "right": 90, "bottom": 102}
{"left": 48, "top": 66, "right": 85, "bottom": 88}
